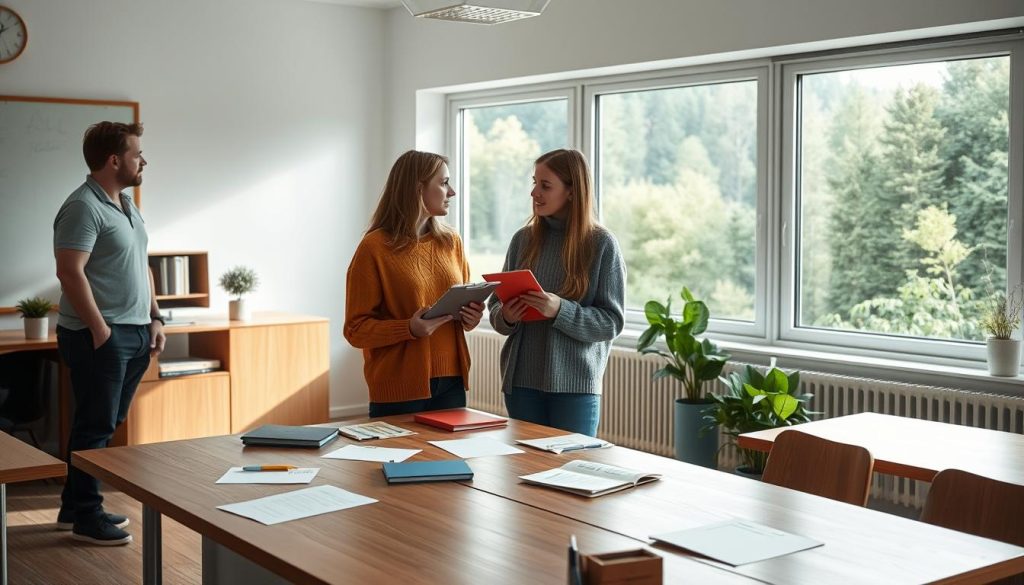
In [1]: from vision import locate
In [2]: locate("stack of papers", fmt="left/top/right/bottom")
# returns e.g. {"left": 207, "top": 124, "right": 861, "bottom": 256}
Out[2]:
{"left": 516, "top": 433, "right": 613, "bottom": 454}
{"left": 650, "top": 520, "right": 823, "bottom": 565}
{"left": 428, "top": 437, "right": 524, "bottom": 458}
{"left": 217, "top": 485, "right": 377, "bottom": 525}
{"left": 519, "top": 460, "right": 660, "bottom": 497}
{"left": 322, "top": 445, "right": 420, "bottom": 463}
{"left": 338, "top": 421, "right": 415, "bottom": 441}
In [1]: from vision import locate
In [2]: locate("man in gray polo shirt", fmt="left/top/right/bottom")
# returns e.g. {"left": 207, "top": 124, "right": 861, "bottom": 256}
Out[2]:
{"left": 53, "top": 121, "right": 166, "bottom": 545}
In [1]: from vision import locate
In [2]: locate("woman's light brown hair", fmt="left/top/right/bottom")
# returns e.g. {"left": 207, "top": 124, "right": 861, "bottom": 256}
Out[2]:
{"left": 368, "top": 150, "right": 455, "bottom": 249}
{"left": 521, "top": 149, "right": 597, "bottom": 300}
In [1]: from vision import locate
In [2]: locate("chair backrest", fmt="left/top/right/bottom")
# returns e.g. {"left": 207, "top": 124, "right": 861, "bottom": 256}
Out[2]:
{"left": 921, "top": 468, "right": 1024, "bottom": 547}
{"left": 761, "top": 429, "right": 874, "bottom": 506}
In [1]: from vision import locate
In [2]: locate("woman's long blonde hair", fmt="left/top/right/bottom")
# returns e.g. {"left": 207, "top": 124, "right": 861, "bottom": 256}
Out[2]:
{"left": 521, "top": 149, "right": 597, "bottom": 300}
{"left": 368, "top": 150, "right": 455, "bottom": 249}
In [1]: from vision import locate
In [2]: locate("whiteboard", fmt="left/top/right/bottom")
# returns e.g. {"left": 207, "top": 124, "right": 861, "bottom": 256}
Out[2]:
{"left": 0, "top": 96, "right": 139, "bottom": 312}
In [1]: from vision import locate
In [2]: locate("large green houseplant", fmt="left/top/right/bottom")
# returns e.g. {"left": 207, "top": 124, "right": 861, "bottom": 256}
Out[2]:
{"left": 638, "top": 287, "right": 730, "bottom": 467}
{"left": 703, "top": 363, "right": 816, "bottom": 476}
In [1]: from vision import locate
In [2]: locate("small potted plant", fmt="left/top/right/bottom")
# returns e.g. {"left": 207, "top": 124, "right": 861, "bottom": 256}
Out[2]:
{"left": 703, "top": 362, "right": 816, "bottom": 478}
{"left": 980, "top": 286, "right": 1024, "bottom": 376}
{"left": 15, "top": 297, "right": 53, "bottom": 340}
{"left": 219, "top": 266, "right": 259, "bottom": 321}
{"left": 637, "top": 287, "right": 730, "bottom": 468}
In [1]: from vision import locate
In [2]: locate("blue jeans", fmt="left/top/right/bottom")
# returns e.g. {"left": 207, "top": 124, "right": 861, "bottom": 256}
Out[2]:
{"left": 57, "top": 324, "right": 150, "bottom": 524}
{"left": 368, "top": 376, "right": 466, "bottom": 417}
{"left": 504, "top": 386, "right": 601, "bottom": 436}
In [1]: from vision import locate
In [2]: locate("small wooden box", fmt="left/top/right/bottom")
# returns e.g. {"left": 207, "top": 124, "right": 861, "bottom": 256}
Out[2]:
{"left": 581, "top": 548, "right": 662, "bottom": 585}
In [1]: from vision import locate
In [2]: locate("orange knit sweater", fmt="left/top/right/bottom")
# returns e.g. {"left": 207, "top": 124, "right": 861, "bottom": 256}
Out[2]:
{"left": 343, "top": 229, "right": 471, "bottom": 403}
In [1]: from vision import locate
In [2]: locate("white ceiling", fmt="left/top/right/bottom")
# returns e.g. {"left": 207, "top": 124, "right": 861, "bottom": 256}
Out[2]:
{"left": 302, "top": 0, "right": 403, "bottom": 9}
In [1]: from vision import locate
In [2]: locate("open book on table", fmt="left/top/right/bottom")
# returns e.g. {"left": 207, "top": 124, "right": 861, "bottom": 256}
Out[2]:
{"left": 519, "top": 460, "right": 661, "bottom": 498}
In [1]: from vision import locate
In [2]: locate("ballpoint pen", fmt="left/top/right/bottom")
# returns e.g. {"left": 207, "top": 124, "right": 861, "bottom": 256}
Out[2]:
{"left": 552, "top": 443, "right": 605, "bottom": 452}
{"left": 241, "top": 465, "right": 297, "bottom": 472}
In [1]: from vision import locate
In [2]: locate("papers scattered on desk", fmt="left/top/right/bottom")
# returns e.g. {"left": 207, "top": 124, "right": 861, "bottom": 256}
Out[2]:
{"left": 516, "top": 433, "right": 613, "bottom": 454}
{"left": 519, "top": 460, "right": 661, "bottom": 498}
{"left": 428, "top": 437, "right": 524, "bottom": 459}
{"left": 650, "top": 520, "right": 823, "bottom": 566}
{"left": 322, "top": 445, "right": 420, "bottom": 463}
{"left": 338, "top": 421, "right": 415, "bottom": 441}
{"left": 216, "top": 467, "right": 320, "bottom": 485}
{"left": 217, "top": 485, "right": 377, "bottom": 525}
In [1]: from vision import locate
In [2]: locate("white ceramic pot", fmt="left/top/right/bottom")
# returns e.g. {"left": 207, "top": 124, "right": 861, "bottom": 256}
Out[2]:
{"left": 23, "top": 317, "right": 48, "bottom": 340}
{"left": 229, "top": 299, "right": 251, "bottom": 321}
{"left": 986, "top": 337, "right": 1021, "bottom": 377}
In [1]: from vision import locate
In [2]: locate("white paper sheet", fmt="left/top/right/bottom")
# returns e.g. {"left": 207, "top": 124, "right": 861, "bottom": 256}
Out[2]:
{"left": 428, "top": 437, "right": 524, "bottom": 459}
{"left": 517, "top": 433, "right": 613, "bottom": 454}
{"left": 322, "top": 445, "right": 421, "bottom": 463}
{"left": 520, "top": 468, "right": 625, "bottom": 492}
{"left": 215, "top": 467, "right": 320, "bottom": 485}
{"left": 651, "top": 520, "right": 824, "bottom": 566}
{"left": 217, "top": 485, "right": 377, "bottom": 525}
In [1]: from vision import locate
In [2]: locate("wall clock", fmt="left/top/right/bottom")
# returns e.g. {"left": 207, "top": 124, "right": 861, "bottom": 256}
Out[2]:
{"left": 0, "top": 5, "right": 27, "bottom": 64}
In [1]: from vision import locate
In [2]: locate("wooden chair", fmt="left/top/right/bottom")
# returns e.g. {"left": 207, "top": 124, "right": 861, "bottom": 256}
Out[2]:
{"left": 922, "top": 469, "right": 1024, "bottom": 546}
{"left": 761, "top": 429, "right": 874, "bottom": 506}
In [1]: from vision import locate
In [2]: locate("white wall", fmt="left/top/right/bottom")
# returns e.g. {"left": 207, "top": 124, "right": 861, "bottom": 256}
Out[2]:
{"left": 383, "top": 0, "right": 1024, "bottom": 156}
{"left": 0, "top": 0, "right": 385, "bottom": 416}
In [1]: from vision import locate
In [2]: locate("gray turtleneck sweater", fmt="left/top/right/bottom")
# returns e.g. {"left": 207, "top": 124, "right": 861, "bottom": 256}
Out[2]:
{"left": 487, "top": 216, "right": 626, "bottom": 395}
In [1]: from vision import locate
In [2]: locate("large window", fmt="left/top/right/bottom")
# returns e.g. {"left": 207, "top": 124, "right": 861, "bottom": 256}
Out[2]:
{"left": 595, "top": 77, "right": 760, "bottom": 322}
{"left": 456, "top": 97, "right": 570, "bottom": 280}
{"left": 787, "top": 49, "right": 1015, "bottom": 353}
{"left": 449, "top": 35, "right": 1023, "bottom": 366}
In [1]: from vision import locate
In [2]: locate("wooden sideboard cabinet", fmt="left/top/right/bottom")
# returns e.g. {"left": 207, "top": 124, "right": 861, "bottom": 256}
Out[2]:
{"left": 97, "top": 312, "right": 329, "bottom": 449}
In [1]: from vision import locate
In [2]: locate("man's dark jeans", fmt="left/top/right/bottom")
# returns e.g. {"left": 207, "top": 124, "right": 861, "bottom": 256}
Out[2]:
{"left": 57, "top": 324, "right": 150, "bottom": 524}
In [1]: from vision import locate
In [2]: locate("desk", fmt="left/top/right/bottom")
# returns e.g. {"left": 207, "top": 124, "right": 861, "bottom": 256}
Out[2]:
{"left": 0, "top": 431, "right": 65, "bottom": 585}
{"left": 737, "top": 412, "right": 1024, "bottom": 485}
{"left": 0, "top": 312, "right": 329, "bottom": 450}
{"left": 75, "top": 417, "right": 1024, "bottom": 585}
{"left": 73, "top": 430, "right": 751, "bottom": 585}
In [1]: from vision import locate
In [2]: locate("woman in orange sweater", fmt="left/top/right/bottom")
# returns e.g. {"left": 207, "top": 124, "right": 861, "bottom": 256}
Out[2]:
{"left": 344, "top": 150, "right": 483, "bottom": 416}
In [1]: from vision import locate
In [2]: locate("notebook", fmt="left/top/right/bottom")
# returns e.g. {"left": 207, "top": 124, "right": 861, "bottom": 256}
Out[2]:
{"left": 519, "top": 460, "right": 661, "bottom": 497}
{"left": 482, "top": 270, "right": 547, "bottom": 321}
{"left": 241, "top": 425, "right": 340, "bottom": 448}
{"left": 422, "top": 282, "right": 500, "bottom": 319}
{"left": 413, "top": 408, "right": 508, "bottom": 432}
{"left": 382, "top": 460, "right": 474, "bottom": 483}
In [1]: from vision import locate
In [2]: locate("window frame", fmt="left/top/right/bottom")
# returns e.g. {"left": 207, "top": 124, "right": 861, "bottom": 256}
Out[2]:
{"left": 583, "top": 65, "right": 771, "bottom": 338}
{"left": 447, "top": 86, "right": 579, "bottom": 248}
{"left": 777, "top": 38, "right": 1024, "bottom": 362}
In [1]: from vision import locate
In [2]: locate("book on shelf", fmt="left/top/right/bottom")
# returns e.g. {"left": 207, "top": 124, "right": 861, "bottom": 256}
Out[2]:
{"left": 421, "top": 282, "right": 500, "bottom": 320}
{"left": 381, "top": 460, "right": 474, "bottom": 484}
{"left": 338, "top": 421, "right": 415, "bottom": 441}
{"left": 241, "top": 425, "right": 340, "bottom": 448}
{"left": 482, "top": 269, "right": 547, "bottom": 321}
{"left": 519, "top": 460, "right": 661, "bottom": 498}
{"left": 413, "top": 408, "right": 507, "bottom": 432}
{"left": 159, "top": 356, "right": 221, "bottom": 378}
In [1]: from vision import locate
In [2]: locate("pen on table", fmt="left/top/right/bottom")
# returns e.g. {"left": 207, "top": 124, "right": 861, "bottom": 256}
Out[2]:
{"left": 555, "top": 443, "right": 605, "bottom": 452}
{"left": 241, "top": 465, "right": 297, "bottom": 472}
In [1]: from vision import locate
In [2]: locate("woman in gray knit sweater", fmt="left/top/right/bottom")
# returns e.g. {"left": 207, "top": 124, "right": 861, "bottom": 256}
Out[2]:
{"left": 487, "top": 149, "right": 626, "bottom": 436}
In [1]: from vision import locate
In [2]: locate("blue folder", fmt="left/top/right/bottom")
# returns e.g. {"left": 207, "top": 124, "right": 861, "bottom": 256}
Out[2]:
{"left": 382, "top": 460, "right": 474, "bottom": 483}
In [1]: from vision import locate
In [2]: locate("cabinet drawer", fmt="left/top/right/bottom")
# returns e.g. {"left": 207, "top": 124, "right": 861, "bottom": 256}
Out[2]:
{"left": 127, "top": 372, "right": 230, "bottom": 444}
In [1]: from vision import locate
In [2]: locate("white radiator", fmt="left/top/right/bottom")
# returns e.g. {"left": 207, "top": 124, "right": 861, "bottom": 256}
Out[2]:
{"left": 466, "top": 330, "right": 1024, "bottom": 509}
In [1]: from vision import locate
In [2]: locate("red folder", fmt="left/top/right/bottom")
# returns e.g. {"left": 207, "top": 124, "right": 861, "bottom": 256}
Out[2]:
{"left": 413, "top": 408, "right": 508, "bottom": 432}
{"left": 482, "top": 270, "right": 547, "bottom": 322}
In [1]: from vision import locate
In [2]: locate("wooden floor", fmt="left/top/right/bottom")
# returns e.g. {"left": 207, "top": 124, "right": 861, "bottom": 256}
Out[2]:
{"left": 5, "top": 481, "right": 201, "bottom": 584}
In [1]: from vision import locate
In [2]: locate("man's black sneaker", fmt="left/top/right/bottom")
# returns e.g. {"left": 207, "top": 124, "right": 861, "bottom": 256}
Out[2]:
{"left": 71, "top": 519, "right": 132, "bottom": 546}
{"left": 57, "top": 509, "right": 130, "bottom": 531}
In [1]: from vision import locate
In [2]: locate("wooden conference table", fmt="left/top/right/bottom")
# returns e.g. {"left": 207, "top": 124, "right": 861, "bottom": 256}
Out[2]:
{"left": 0, "top": 432, "right": 65, "bottom": 585}
{"left": 737, "top": 412, "right": 1024, "bottom": 485}
{"left": 74, "top": 416, "right": 1024, "bottom": 585}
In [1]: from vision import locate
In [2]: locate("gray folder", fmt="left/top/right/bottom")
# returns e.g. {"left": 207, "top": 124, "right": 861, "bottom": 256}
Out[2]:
{"left": 422, "top": 282, "right": 500, "bottom": 319}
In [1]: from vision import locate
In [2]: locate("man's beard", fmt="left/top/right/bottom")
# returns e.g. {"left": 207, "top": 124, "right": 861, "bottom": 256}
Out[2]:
{"left": 117, "top": 168, "right": 143, "bottom": 187}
